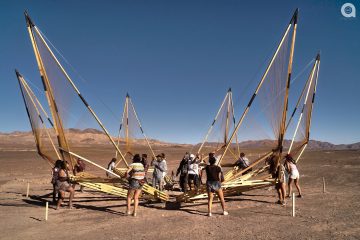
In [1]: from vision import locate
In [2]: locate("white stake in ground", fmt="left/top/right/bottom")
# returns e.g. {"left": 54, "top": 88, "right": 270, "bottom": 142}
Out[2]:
{"left": 292, "top": 192, "right": 295, "bottom": 217}
{"left": 26, "top": 182, "right": 30, "bottom": 198}
{"left": 45, "top": 202, "right": 48, "bottom": 221}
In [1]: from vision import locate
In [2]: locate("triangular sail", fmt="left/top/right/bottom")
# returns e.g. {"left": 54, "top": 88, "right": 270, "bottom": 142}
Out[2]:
{"left": 287, "top": 53, "right": 320, "bottom": 161}
{"left": 197, "top": 88, "right": 240, "bottom": 160}
{"left": 16, "top": 70, "right": 60, "bottom": 164}
{"left": 115, "top": 94, "right": 156, "bottom": 162}
{"left": 24, "top": 12, "right": 129, "bottom": 170}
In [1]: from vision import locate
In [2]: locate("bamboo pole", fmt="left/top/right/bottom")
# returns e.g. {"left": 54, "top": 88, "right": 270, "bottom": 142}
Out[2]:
{"left": 217, "top": 12, "right": 294, "bottom": 165}
{"left": 125, "top": 95, "right": 129, "bottom": 153}
{"left": 230, "top": 92, "right": 241, "bottom": 157}
{"left": 115, "top": 95, "right": 128, "bottom": 159}
{"left": 277, "top": 9, "right": 298, "bottom": 162}
{"left": 27, "top": 17, "right": 128, "bottom": 167}
{"left": 60, "top": 148, "right": 122, "bottom": 178}
{"left": 305, "top": 54, "right": 320, "bottom": 143}
{"left": 288, "top": 58, "right": 317, "bottom": 153}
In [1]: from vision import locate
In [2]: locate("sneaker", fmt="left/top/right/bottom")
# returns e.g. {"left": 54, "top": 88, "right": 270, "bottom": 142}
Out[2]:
{"left": 281, "top": 201, "right": 286, "bottom": 206}
{"left": 208, "top": 213, "right": 212, "bottom": 217}
{"left": 126, "top": 211, "right": 131, "bottom": 216}
{"left": 276, "top": 200, "right": 282, "bottom": 204}
{"left": 286, "top": 195, "right": 291, "bottom": 198}
{"left": 223, "top": 211, "right": 229, "bottom": 216}
{"left": 297, "top": 194, "right": 303, "bottom": 198}
{"left": 132, "top": 212, "right": 137, "bottom": 217}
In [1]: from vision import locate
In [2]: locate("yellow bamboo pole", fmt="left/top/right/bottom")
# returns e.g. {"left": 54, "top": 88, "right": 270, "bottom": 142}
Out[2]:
{"left": 277, "top": 9, "right": 298, "bottom": 163}
{"left": 115, "top": 95, "right": 128, "bottom": 159}
{"left": 60, "top": 148, "right": 122, "bottom": 178}
{"left": 288, "top": 58, "right": 317, "bottom": 153}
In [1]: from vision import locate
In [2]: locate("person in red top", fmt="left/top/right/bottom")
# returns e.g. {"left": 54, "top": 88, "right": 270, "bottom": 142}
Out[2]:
{"left": 203, "top": 154, "right": 228, "bottom": 217}
{"left": 74, "top": 158, "right": 86, "bottom": 192}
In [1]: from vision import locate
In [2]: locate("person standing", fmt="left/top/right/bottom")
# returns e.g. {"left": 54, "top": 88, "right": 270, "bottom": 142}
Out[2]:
{"left": 56, "top": 161, "right": 75, "bottom": 210}
{"left": 126, "top": 154, "right": 145, "bottom": 217}
{"left": 151, "top": 155, "right": 167, "bottom": 190}
{"left": 188, "top": 154, "right": 200, "bottom": 191}
{"left": 234, "top": 152, "right": 252, "bottom": 174}
{"left": 51, "top": 160, "right": 62, "bottom": 204}
{"left": 285, "top": 154, "right": 302, "bottom": 198}
{"left": 74, "top": 158, "right": 86, "bottom": 192}
{"left": 203, "top": 154, "right": 228, "bottom": 217}
{"left": 107, "top": 158, "right": 117, "bottom": 177}
{"left": 176, "top": 152, "right": 190, "bottom": 192}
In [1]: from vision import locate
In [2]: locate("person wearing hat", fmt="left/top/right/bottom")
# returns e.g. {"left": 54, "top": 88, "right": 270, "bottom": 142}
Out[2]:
{"left": 188, "top": 154, "right": 200, "bottom": 191}
{"left": 284, "top": 154, "right": 302, "bottom": 198}
{"left": 151, "top": 154, "right": 167, "bottom": 191}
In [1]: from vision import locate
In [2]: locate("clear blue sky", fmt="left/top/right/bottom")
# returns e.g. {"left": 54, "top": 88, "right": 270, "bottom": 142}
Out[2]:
{"left": 0, "top": 0, "right": 359, "bottom": 144}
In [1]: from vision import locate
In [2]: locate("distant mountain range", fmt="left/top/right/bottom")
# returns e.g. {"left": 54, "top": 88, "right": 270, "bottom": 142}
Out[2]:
{"left": 0, "top": 129, "right": 359, "bottom": 150}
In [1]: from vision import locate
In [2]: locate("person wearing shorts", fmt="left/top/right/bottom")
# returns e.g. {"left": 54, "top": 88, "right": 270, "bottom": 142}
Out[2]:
{"left": 126, "top": 154, "right": 145, "bottom": 216}
{"left": 285, "top": 154, "right": 302, "bottom": 198}
{"left": 203, "top": 154, "right": 228, "bottom": 217}
{"left": 56, "top": 161, "right": 75, "bottom": 210}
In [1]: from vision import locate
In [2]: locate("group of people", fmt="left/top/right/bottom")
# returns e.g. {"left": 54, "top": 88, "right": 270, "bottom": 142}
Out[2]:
{"left": 124, "top": 151, "right": 228, "bottom": 217}
{"left": 176, "top": 152, "right": 206, "bottom": 193}
{"left": 267, "top": 153, "right": 302, "bottom": 205}
{"left": 50, "top": 150, "right": 301, "bottom": 216}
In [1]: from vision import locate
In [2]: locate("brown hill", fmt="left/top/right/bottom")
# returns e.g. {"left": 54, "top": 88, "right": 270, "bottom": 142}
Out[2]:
{"left": 0, "top": 129, "right": 359, "bottom": 151}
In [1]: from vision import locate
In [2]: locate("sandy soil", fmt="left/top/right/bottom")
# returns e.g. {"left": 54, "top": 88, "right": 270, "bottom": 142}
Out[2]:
{"left": 0, "top": 148, "right": 360, "bottom": 240}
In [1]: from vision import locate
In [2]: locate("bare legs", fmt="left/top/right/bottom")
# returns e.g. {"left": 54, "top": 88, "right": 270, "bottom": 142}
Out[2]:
{"left": 287, "top": 178, "right": 302, "bottom": 197}
{"left": 127, "top": 189, "right": 142, "bottom": 216}
{"left": 56, "top": 186, "right": 74, "bottom": 210}
{"left": 294, "top": 178, "right": 302, "bottom": 196}
{"left": 207, "top": 188, "right": 227, "bottom": 216}
{"left": 276, "top": 183, "right": 286, "bottom": 204}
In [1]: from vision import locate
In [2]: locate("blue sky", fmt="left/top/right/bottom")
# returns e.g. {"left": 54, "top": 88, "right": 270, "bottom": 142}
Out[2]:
{"left": 0, "top": 0, "right": 359, "bottom": 144}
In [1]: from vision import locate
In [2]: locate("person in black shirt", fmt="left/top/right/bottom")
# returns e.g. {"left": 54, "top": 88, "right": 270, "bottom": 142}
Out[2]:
{"left": 176, "top": 152, "right": 190, "bottom": 192}
{"left": 203, "top": 154, "right": 228, "bottom": 217}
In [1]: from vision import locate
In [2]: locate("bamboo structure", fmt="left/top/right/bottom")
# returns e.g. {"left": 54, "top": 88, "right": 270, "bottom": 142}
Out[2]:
{"left": 197, "top": 88, "right": 240, "bottom": 160}
{"left": 22, "top": 12, "right": 169, "bottom": 201}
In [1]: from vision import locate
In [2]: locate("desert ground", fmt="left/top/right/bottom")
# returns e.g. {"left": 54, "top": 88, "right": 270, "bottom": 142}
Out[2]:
{"left": 0, "top": 146, "right": 360, "bottom": 240}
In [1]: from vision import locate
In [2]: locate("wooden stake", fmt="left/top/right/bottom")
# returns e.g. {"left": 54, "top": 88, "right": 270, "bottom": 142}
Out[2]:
{"left": 292, "top": 192, "right": 295, "bottom": 217}
{"left": 322, "top": 177, "right": 326, "bottom": 193}
{"left": 45, "top": 202, "right": 49, "bottom": 221}
{"left": 26, "top": 182, "right": 30, "bottom": 198}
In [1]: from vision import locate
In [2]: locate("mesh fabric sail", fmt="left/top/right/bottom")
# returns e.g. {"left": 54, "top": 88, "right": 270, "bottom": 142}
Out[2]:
{"left": 287, "top": 54, "right": 320, "bottom": 161}
{"left": 197, "top": 89, "right": 240, "bottom": 162}
{"left": 16, "top": 71, "right": 60, "bottom": 165}
{"left": 115, "top": 94, "right": 156, "bottom": 163}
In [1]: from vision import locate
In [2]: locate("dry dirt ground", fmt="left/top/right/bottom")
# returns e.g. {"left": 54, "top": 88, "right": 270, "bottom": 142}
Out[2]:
{"left": 0, "top": 148, "right": 359, "bottom": 240}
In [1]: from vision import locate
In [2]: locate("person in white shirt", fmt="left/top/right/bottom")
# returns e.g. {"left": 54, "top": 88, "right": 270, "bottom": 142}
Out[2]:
{"left": 188, "top": 154, "right": 200, "bottom": 191}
